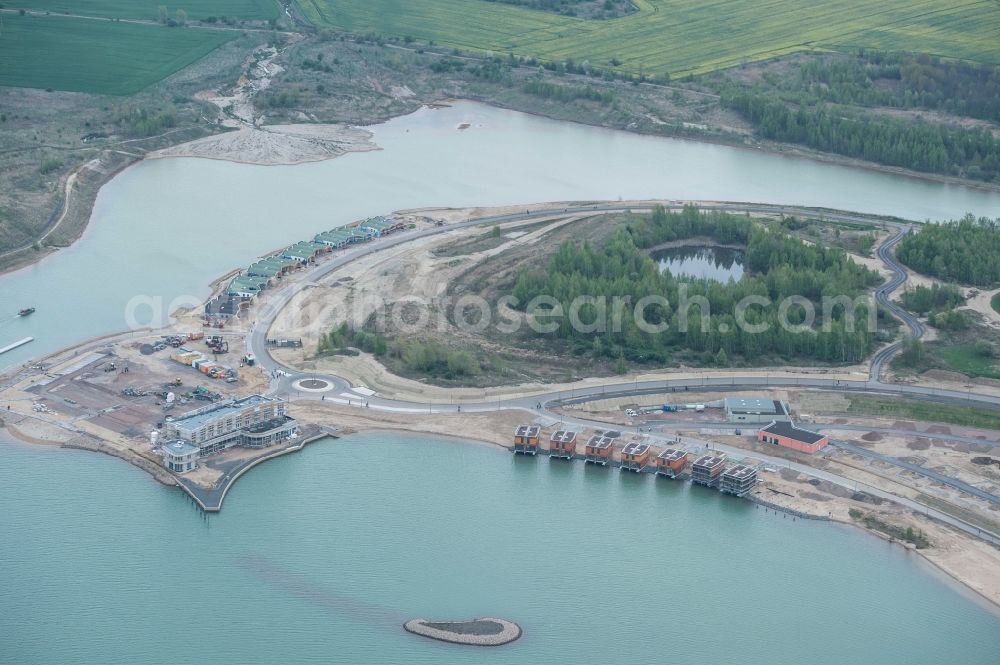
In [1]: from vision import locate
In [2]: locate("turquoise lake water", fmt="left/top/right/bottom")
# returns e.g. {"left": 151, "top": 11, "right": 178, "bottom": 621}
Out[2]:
{"left": 3, "top": 101, "right": 1000, "bottom": 370}
{"left": 2, "top": 432, "right": 998, "bottom": 664}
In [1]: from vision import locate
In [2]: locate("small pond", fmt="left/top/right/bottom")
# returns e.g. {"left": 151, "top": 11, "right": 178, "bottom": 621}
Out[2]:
{"left": 652, "top": 245, "right": 745, "bottom": 281}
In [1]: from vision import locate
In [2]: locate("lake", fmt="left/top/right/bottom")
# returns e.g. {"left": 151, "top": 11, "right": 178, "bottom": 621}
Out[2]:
{"left": 1, "top": 432, "right": 998, "bottom": 664}
{"left": 2, "top": 102, "right": 1000, "bottom": 662}
{"left": 3, "top": 101, "right": 1000, "bottom": 370}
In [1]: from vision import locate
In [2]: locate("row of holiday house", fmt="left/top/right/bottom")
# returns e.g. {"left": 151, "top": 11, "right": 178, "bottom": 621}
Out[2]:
{"left": 205, "top": 216, "right": 405, "bottom": 320}
{"left": 513, "top": 427, "right": 759, "bottom": 496}
{"left": 513, "top": 420, "right": 830, "bottom": 497}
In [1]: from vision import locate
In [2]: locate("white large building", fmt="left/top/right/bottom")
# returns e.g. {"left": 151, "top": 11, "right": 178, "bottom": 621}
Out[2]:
{"left": 162, "top": 440, "right": 199, "bottom": 474}
{"left": 162, "top": 394, "right": 298, "bottom": 458}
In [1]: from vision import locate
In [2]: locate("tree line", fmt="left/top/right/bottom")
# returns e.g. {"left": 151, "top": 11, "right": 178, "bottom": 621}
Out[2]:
{"left": 898, "top": 283, "right": 965, "bottom": 315}
{"left": 510, "top": 206, "right": 880, "bottom": 365}
{"left": 318, "top": 322, "right": 480, "bottom": 379}
{"left": 787, "top": 52, "right": 1000, "bottom": 124}
{"left": 720, "top": 90, "right": 1000, "bottom": 182}
{"left": 896, "top": 215, "right": 1000, "bottom": 286}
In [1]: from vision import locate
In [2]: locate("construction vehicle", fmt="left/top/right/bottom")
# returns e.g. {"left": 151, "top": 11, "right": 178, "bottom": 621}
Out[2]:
{"left": 190, "top": 385, "right": 221, "bottom": 402}
{"left": 103, "top": 362, "right": 117, "bottom": 372}
{"left": 187, "top": 332, "right": 204, "bottom": 341}
{"left": 166, "top": 378, "right": 182, "bottom": 387}
{"left": 165, "top": 335, "right": 185, "bottom": 348}
{"left": 207, "top": 336, "right": 229, "bottom": 354}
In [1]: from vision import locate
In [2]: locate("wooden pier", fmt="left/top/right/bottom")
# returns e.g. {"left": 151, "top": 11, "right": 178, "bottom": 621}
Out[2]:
{"left": 0, "top": 336, "right": 33, "bottom": 355}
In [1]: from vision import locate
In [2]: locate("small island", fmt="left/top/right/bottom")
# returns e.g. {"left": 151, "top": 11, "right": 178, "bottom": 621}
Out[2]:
{"left": 403, "top": 618, "right": 522, "bottom": 646}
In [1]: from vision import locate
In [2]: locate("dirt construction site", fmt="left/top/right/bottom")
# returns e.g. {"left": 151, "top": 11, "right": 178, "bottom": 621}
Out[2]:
{"left": 0, "top": 330, "right": 271, "bottom": 483}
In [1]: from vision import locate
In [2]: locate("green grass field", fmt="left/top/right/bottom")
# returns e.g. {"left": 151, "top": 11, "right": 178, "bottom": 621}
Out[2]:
{"left": 0, "top": 13, "right": 237, "bottom": 94}
{"left": 14, "top": 1, "right": 278, "bottom": 21}
{"left": 844, "top": 394, "right": 1000, "bottom": 430}
{"left": 935, "top": 344, "right": 1000, "bottom": 381}
{"left": 299, "top": 0, "right": 1000, "bottom": 76}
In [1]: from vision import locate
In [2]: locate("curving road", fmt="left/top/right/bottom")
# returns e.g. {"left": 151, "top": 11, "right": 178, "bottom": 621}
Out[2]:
{"left": 238, "top": 200, "right": 1000, "bottom": 542}
{"left": 870, "top": 225, "right": 924, "bottom": 380}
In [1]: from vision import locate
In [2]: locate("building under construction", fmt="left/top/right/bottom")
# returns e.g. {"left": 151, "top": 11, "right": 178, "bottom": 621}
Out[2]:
{"left": 719, "top": 464, "right": 758, "bottom": 496}
{"left": 654, "top": 448, "right": 688, "bottom": 478}
{"left": 548, "top": 430, "right": 578, "bottom": 459}
{"left": 513, "top": 425, "right": 541, "bottom": 455}
{"left": 584, "top": 435, "right": 615, "bottom": 465}
{"left": 691, "top": 453, "right": 727, "bottom": 487}
{"left": 620, "top": 442, "right": 651, "bottom": 472}
{"left": 162, "top": 394, "right": 297, "bottom": 457}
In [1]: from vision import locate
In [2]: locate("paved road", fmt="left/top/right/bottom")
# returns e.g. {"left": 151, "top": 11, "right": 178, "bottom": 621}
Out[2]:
{"left": 825, "top": 438, "right": 1000, "bottom": 506}
{"left": 534, "top": 408, "right": 1000, "bottom": 545}
{"left": 239, "top": 200, "right": 1000, "bottom": 542}
{"left": 870, "top": 225, "right": 924, "bottom": 380}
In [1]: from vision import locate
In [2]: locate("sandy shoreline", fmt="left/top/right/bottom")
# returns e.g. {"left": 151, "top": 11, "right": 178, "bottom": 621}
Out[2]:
{"left": 5, "top": 407, "right": 998, "bottom": 614}
{"left": 4, "top": 92, "right": 1000, "bottom": 280}
{"left": 3, "top": 199, "right": 1000, "bottom": 613}
{"left": 145, "top": 124, "right": 380, "bottom": 166}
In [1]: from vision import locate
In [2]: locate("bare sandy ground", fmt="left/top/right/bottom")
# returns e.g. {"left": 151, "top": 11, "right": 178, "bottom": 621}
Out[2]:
{"left": 146, "top": 124, "right": 378, "bottom": 165}
{"left": 268, "top": 207, "right": 871, "bottom": 403}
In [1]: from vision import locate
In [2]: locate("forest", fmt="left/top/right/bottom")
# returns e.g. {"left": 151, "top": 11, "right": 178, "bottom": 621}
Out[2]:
{"left": 898, "top": 283, "right": 965, "bottom": 315}
{"left": 740, "top": 52, "right": 1000, "bottom": 123}
{"left": 318, "top": 322, "right": 481, "bottom": 380}
{"left": 896, "top": 215, "right": 1000, "bottom": 286}
{"left": 709, "top": 52, "right": 1000, "bottom": 183}
{"left": 720, "top": 90, "right": 1000, "bottom": 182}
{"left": 510, "top": 206, "right": 880, "bottom": 365}
{"left": 482, "top": 0, "right": 634, "bottom": 18}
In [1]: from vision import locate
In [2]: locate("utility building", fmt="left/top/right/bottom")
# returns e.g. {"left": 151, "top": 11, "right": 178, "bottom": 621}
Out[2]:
{"left": 724, "top": 397, "right": 790, "bottom": 424}
{"left": 758, "top": 421, "right": 829, "bottom": 454}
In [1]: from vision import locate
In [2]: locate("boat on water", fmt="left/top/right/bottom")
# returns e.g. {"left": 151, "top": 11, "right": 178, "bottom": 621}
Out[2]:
{"left": 18, "top": 307, "right": 35, "bottom": 317}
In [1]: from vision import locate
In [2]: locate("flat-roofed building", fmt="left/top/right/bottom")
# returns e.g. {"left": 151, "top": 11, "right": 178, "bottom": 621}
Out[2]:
{"left": 758, "top": 421, "right": 829, "bottom": 454}
{"left": 161, "top": 440, "right": 199, "bottom": 473}
{"left": 620, "top": 442, "right": 651, "bottom": 472}
{"left": 548, "top": 430, "right": 577, "bottom": 459}
{"left": 513, "top": 425, "right": 541, "bottom": 455}
{"left": 724, "top": 397, "right": 790, "bottom": 424}
{"left": 720, "top": 464, "right": 758, "bottom": 496}
{"left": 691, "top": 453, "right": 727, "bottom": 486}
{"left": 654, "top": 448, "right": 688, "bottom": 478}
{"left": 163, "top": 394, "right": 297, "bottom": 457}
